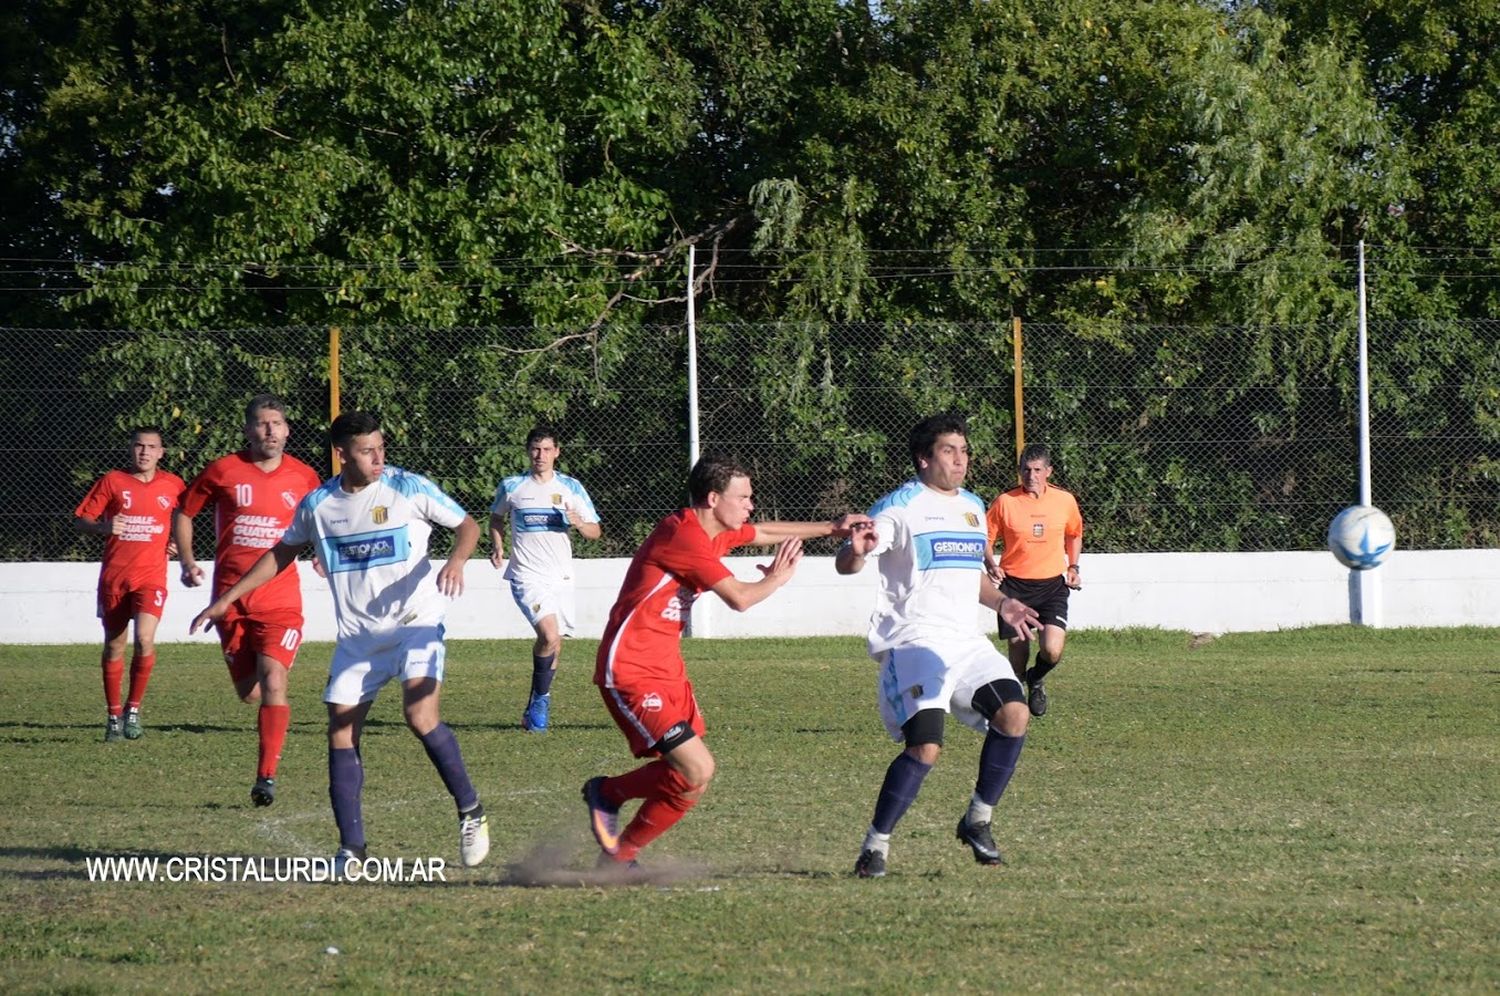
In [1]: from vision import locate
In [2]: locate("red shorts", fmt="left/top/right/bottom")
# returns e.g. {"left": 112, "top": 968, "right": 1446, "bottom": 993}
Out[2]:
{"left": 599, "top": 676, "right": 706, "bottom": 759}
{"left": 98, "top": 582, "right": 166, "bottom": 633}
{"left": 217, "top": 604, "right": 304, "bottom": 684}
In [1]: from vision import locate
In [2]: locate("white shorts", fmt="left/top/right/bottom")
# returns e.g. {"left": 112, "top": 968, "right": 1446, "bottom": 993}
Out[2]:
{"left": 323, "top": 625, "right": 447, "bottom": 706}
{"left": 873, "top": 639, "right": 1022, "bottom": 741}
{"left": 508, "top": 575, "right": 576, "bottom": 635}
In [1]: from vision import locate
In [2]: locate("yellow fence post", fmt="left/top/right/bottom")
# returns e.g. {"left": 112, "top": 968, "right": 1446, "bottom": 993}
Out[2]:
{"left": 329, "top": 326, "right": 342, "bottom": 475}
{"left": 1012, "top": 316, "right": 1025, "bottom": 468}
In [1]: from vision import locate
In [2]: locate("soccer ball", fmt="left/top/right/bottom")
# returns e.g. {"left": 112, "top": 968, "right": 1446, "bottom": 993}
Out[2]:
{"left": 1327, "top": 505, "right": 1395, "bottom": 570}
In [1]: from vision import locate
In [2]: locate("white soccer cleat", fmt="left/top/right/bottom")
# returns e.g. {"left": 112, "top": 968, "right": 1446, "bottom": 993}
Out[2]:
{"left": 459, "top": 810, "right": 490, "bottom": 867}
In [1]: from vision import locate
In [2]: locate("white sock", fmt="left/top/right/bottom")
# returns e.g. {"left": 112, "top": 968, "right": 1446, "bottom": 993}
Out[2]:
{"left": 966, "top": 794, "right": 994, "bottom": 826}
{"left": 861, "top": 827, "right": 891, "bottom": 856}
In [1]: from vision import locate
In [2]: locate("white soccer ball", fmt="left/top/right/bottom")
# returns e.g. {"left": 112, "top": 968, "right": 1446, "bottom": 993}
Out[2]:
{"left": 1327, "top": 505, "right": 1396, "bottom": 570}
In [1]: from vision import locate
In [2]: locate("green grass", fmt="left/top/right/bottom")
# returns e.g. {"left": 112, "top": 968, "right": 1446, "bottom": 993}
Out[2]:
{"left": 2, "top": 628, "right": 1497, "bottom": 993}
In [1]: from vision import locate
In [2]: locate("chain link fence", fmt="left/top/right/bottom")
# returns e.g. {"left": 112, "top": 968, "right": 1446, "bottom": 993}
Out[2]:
{"left": 5, "top": 320, "right": 1496, "bottom": 562}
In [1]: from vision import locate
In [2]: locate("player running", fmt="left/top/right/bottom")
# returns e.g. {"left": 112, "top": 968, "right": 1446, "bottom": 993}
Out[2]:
{"left": 190, "top": 411, "right": 490, "bottom": 872}
{"left": 836, "top": 413, "right": 1041, "bottom": 877}
{"left": 489, "top": 425, "right": 602, "bottom": 732}
{"left": 74, "top": 427, "right": 186, "bottom": 742}
{"left": 582, "top": 454, "right": 869, "bottom": 872}
{"left": 174, "top": 395, "right": 321, "bottom": 806}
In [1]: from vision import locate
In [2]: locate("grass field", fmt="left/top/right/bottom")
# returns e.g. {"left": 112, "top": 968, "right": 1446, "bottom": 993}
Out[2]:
{"left": 2, "top": 628, "right": 1497, "bottom": 993}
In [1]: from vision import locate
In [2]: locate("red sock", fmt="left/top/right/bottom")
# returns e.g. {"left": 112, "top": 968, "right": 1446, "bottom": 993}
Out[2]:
{"left": 605, "top": 759, "right": 676, "bottom": 805}
{"left": 126, "top": 653, "right": 155, "bottom": 710}
{"left": 258, "top": 704, "right": 291, "bottom": 779}
{"left": 616, "top": 766, "right": 700, "bottom": 861}
{"left": 102, "top": 657, "right": 125, "bottom": 716}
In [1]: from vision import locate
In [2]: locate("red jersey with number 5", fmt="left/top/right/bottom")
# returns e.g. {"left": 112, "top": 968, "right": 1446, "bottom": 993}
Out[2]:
{"left": 595, "top": 510, "right": 756, "bottom": 688}
{"left": 75, "top": 470, "right": 186, "bottom": 590}
{"left": 179, "top": 452, "right": 322, "bottom": 613}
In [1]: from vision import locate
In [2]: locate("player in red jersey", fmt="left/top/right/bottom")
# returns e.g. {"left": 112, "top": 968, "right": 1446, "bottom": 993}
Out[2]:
{"left": 174, "top": 395, "right": 322, "bottom": 807}
{"left": 581, "top": 454, "right": 870, "bottom": 871}
{"left": 74, "top": 427, "right": 186, "bottom": 743}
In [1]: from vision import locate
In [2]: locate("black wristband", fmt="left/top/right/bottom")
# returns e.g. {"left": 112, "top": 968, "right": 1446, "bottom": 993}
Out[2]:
{"left": 1068, "top": 564, "right": 1079, "bottom": 570}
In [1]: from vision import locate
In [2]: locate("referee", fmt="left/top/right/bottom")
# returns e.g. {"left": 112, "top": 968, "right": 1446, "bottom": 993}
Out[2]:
{"left": 985, "top": 443, "right": 1083, "bottom": 717}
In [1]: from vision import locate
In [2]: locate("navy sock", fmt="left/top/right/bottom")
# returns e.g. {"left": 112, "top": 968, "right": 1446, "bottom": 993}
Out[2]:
{"left": 871, "top": 752, "right": 934, "bottom": 834}
{"left": 1026, "top": 653, "right": 1057, "bottom": 685}
{"left": 328, "top": 747, "right": 365, "bottom": 850}
{"left": 975, "top": 729, "right": 1026, "bottom": 806}
{"left": 419, "top": 722, "right": 478, "bottom": 813}
{"left": 530, "top": 653, "right": 557, "bottom": 697}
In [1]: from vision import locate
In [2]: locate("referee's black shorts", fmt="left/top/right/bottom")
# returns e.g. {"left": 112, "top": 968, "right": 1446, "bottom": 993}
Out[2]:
{"left": 997, "top": 575, "right": 1070, "bottom": 638}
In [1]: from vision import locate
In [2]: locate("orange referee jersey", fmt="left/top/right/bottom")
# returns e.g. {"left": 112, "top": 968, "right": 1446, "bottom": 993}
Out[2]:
{"left": 986, "top": 485, "right": 1083, "bottom": 579}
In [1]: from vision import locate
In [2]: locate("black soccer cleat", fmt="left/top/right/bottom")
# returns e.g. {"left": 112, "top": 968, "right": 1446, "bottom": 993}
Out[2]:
{"left": 854, "top": 848, "right": 887, "bottom": 878}
{"left": 250, "top": 777, "right": 276, "bottom": 807}
{"left": 955, "top": 814, "right": 1005, "bottom": 865}
{"left": 1027, "top": 678, "right": 1049, "bottom": 717}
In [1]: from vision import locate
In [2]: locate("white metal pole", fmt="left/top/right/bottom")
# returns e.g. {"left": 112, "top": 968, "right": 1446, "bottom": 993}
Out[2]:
{"left": 686, "top": 245, "right": 711, "bottom": 636}
{"left": 1352, "top": 239, "right": 1382, "bottom": 626}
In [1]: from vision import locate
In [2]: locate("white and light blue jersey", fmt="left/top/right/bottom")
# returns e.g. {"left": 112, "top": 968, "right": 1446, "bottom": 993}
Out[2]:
{"left": 490, "top": 472, "right": 599, "bottom": 582}
{"left": 283, "top": 467, "right": 469, "bottom": 639}
{"left": 863, "top": 478, "right": 990, "bottom": 654}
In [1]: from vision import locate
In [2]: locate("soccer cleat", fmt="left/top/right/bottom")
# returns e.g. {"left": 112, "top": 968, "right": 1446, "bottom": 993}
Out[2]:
{"left": 854, "top": 848, "right": 887, "bottom": 878}
{"left": 123, "top": 708, "right": 144, "bottom": 740}
{"left": 581, "top": 776, "right": 621, "bottom": 855}
{"left": 459, "top": 809, "right": 490, "bottom": 867}
{"left": 250, "top": 777, "right": 276, "bottom": 808}
{"left": 595, "top": 851, "right": 643, "bottom": 876}
{"left": 1027, "top": 678, "right": 1049, "bottom": 717}
{"left": 955, "top": 814, "right": 1005, "bottom": 865}
{"left": 104, "top": 716, "right": 124, "bottom": 743}
{"left": 331, "top": 845, "right": 366, "bottom": 881}
{"left": 521, "top": 692, "right": 551, "bottom": 733}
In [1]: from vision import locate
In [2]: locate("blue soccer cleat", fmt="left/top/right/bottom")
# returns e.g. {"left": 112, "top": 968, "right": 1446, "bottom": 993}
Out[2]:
{"left": 521, "top": 692, "right": 551, "bottom": 733}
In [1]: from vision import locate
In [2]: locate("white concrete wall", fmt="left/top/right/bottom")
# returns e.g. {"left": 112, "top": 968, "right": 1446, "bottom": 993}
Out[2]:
{"left": 4, "top": 549, "right": 1496, "bottom": 644}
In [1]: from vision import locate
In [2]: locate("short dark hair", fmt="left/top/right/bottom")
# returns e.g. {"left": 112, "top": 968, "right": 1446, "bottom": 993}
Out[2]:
{"left": 329, "top": 411, "right": 381, "bottom": 450}
{"left": 1019, "top": 443, "right": 1053, "bottom": 469}
{"left": 129, "top": 426, "right": 165, "bottom": 445}
{"left": 909, "top": 413, "right": 969, "bottom": 472}
{"left": 688, "top": 454, "right": 749, "bottom": 505}
{"left": 244, "top": 393, "right": 289, "bottom": 424}
{"left": 525, "top": 425, "right": 558, "bottom": 449}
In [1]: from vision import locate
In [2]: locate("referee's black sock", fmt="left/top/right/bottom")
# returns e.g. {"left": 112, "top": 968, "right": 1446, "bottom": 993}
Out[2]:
{"left": 1026, "top": 653, "right": 1058, "bottom": 686}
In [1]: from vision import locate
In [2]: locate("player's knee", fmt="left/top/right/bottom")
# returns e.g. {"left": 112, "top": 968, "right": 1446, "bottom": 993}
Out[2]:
{"left": 238, "top": 685, "right": 261, "bottom": 705}
{"left": 901, "top": 709, "right": 945, "bottom": 764}
{"left": 994, "top": 701, "right": 1030, "bottom": 737}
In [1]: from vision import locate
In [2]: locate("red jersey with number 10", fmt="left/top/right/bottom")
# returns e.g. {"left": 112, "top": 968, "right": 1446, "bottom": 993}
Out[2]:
{"left": 179, "top": 452, "right": 322, "bottom": 614}
{"left": 75, "top": 469, "right": 187, "bottom": 589}
{"left": 595, "top": 510, "right": 756, "bottom": 688}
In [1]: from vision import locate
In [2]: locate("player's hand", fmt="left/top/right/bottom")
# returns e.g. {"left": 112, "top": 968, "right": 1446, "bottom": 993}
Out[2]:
{"left": 166, "top": 540, "right": 180, "bottom": 559}
{"left": 565, "top": 507, "right": 587, "bottom": 529}
{"left": 311, "top": 554, "right": 327, "bottom": 579}
{"left": 985, "top": 555, "right": 1003, "bottom": 586}
{"left": 999, "top": 596, "right": 1042, "bottom": 641}
{"left": 757, "top": 537, "right": 803, "bottom": 580}
{"left": 436, "top": 562, "right": 466, "bottom": 597}
{"left": 489, "top": 548, "right": 505, "bottom": 570}
{"left": 829, "top": 513, "right": 873, "bottom": 538}
{"left": 108, "top": 516, "right": 126, "bottom": 537}
{"left": 1066, "top": 565, "right": 1082, "bottom": 591}
{"left": 180, "top": 561, "right": 206, "bottom": 587}
{"left": 189, "top": 601, "right": 227, "bottom": 634}
{"left": 847, "top": 521, "right": 879, "bottom": 556}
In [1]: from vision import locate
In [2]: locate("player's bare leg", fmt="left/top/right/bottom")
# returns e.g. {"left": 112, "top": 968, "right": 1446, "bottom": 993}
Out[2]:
{"left": 1024, "top": 625, "right": 1068, "bottom": 717}
{"left": 522, "top": 615, "right": 562, "bottom": 733}
{"left": 250, "top": 653, "right": 291, "bottom": 806}
{"left": 404, "top": 677, "right": 488, "bottom": 866}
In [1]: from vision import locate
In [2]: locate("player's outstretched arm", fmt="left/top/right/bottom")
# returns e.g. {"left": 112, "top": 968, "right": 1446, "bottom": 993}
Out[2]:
{"left": 711, "top": 537, "right": 803, "bottom": 612}
{"left": 189, "top": 540, "right": 304, "bottom": 632}
{"left": 753, "top": 513, "right": 872, "bottom": 545}
{"left": 437, "top": 515, "right": 481, "bottom": 597}
{"left": 978, "top": 577, "right": 1041, "bottom": 640}
{"left": 173, "top": 511, "right": 206, "bottom": 586}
